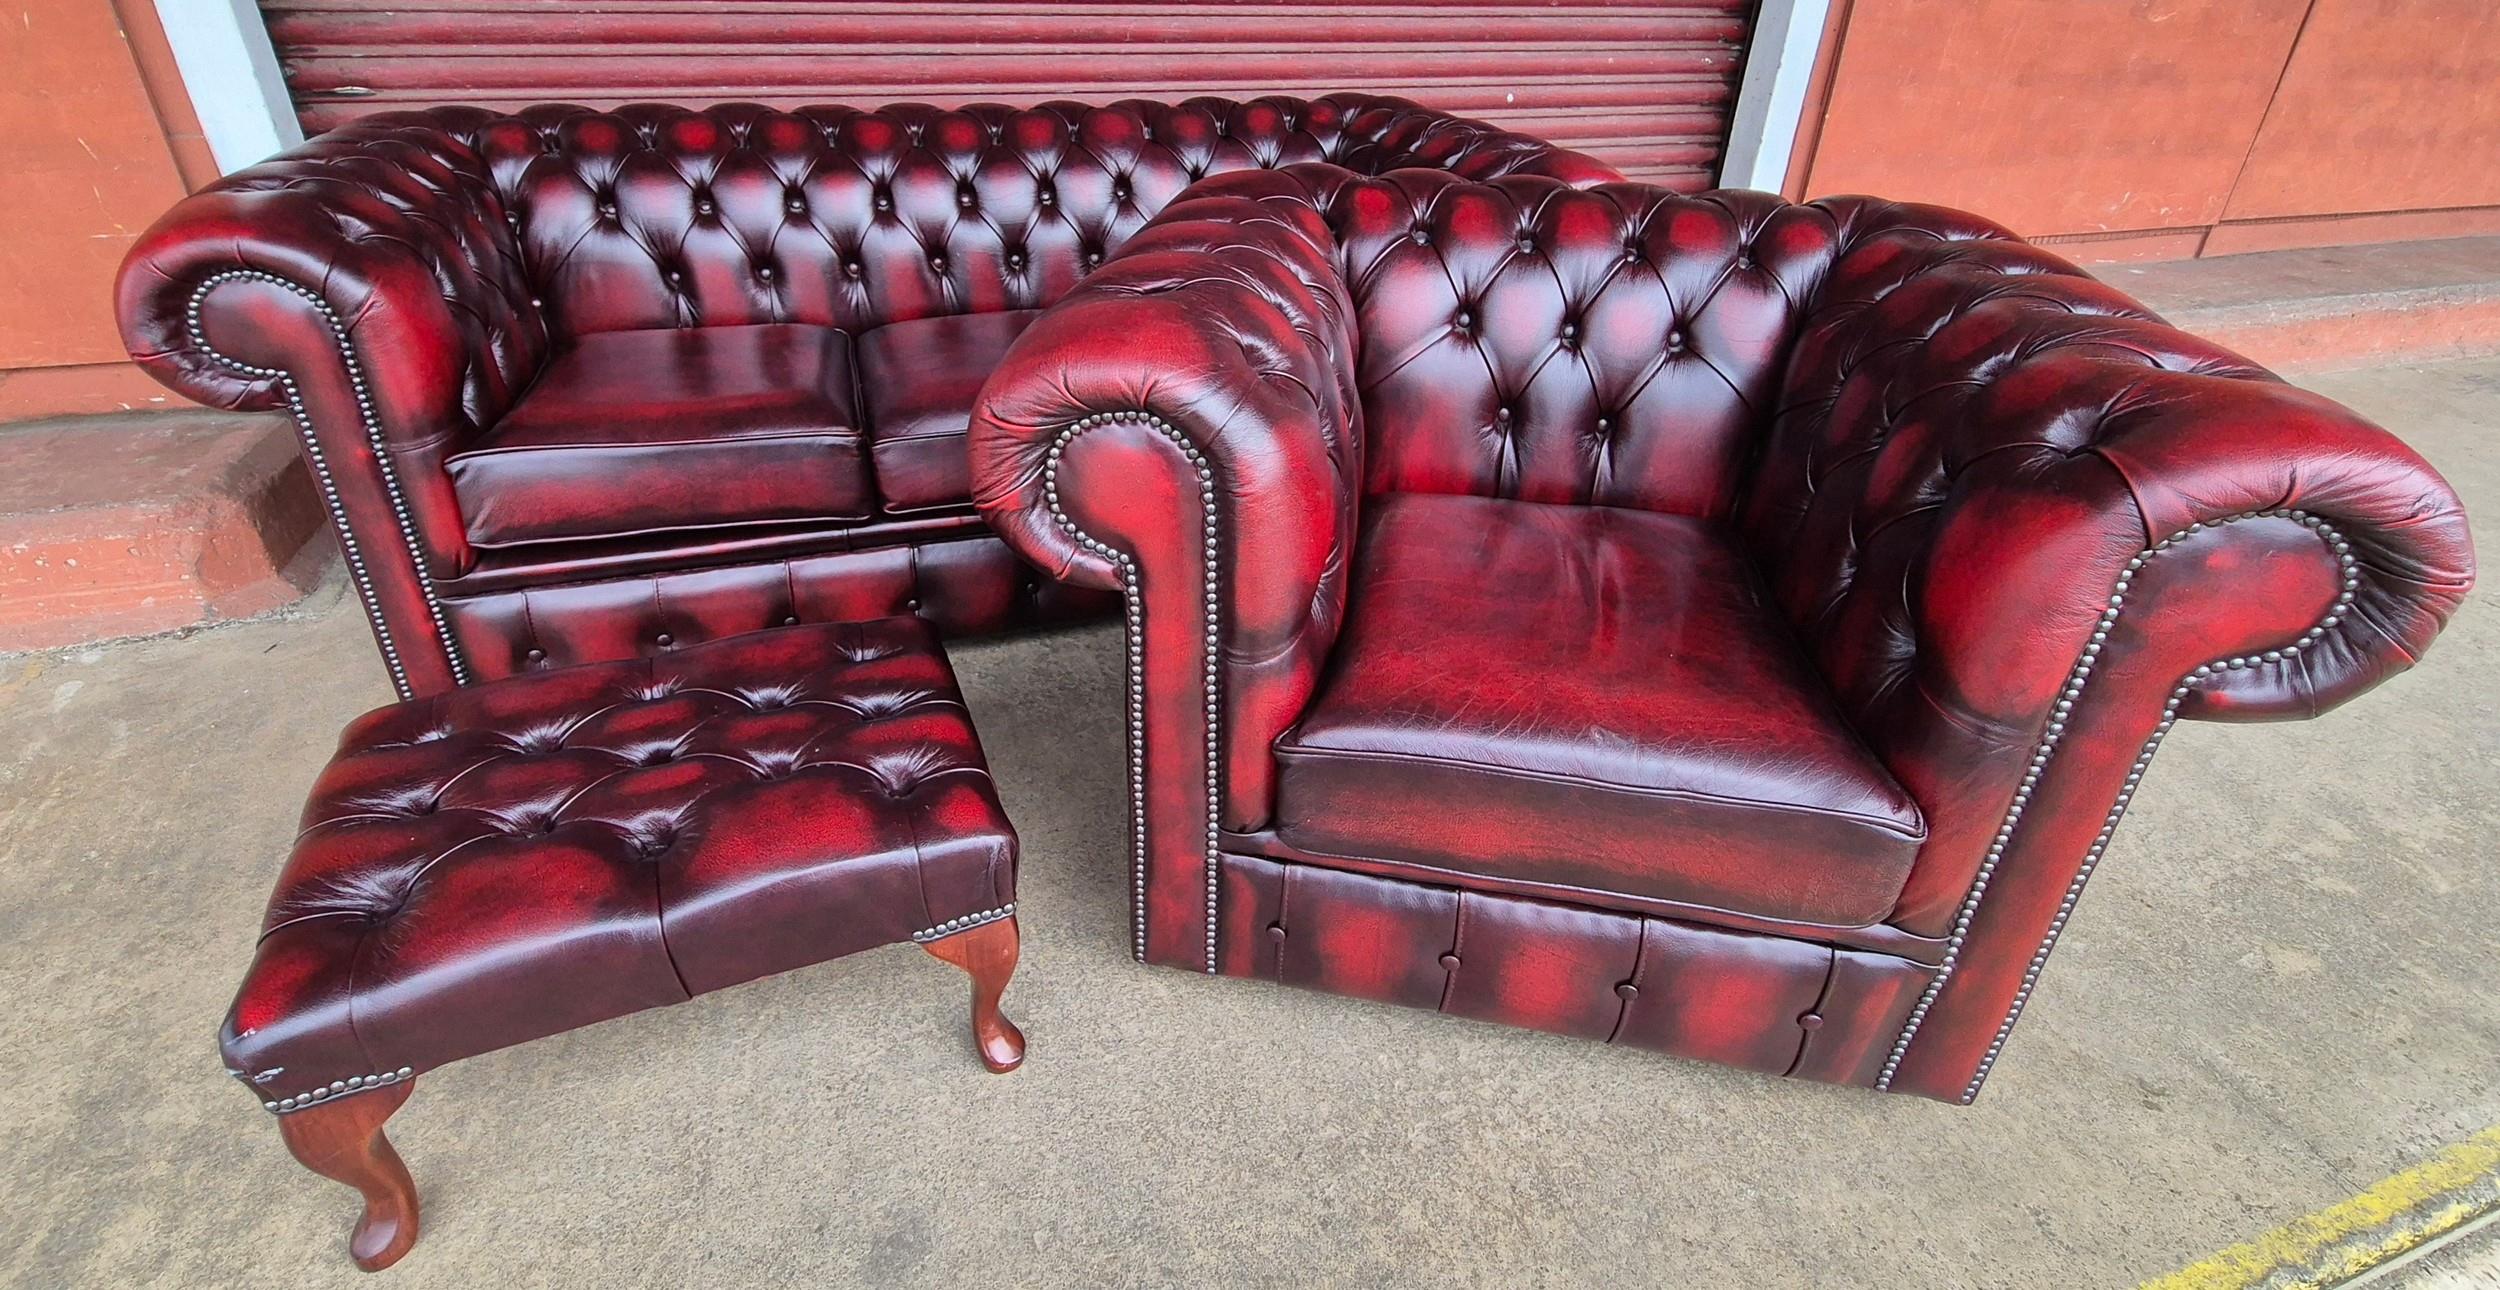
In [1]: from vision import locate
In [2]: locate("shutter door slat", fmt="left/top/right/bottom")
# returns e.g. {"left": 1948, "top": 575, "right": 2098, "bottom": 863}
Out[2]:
{"left": 259, "top": 0, "right": 1750, "bottom": 190}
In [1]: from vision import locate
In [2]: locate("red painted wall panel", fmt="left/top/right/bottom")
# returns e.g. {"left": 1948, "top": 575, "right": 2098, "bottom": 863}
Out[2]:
{"left": 2224, "top": 0, "right": 2500, "bottom": 222}
{"left": 1801, "top": 0, "right": 2310, "bottom": 238}
{"left": 2, "top": 0, "right": 194, "bottom": 370}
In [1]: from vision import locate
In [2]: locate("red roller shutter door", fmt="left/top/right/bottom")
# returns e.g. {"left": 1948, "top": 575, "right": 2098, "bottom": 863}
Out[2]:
{"left": 256, "top": 1, "right": 1752, "bottom": 189}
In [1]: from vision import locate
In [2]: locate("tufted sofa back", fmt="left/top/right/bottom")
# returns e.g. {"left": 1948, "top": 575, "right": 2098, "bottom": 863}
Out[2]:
{"left": 399, "top": 96, "right": 1616, "bottom": 343}
{"left": 121, "top": 95, "right": 1606, "bottom": 470}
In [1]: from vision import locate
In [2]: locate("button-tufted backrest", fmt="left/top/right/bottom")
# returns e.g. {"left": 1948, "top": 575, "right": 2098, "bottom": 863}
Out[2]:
{"left": 405, "top": 95, "right": 1614, "bottom": 341}
{"left": 1308, "top": 170, "right": 1844, "bottom": 519}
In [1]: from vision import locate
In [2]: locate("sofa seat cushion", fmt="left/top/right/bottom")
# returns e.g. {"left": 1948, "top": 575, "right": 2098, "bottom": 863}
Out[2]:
{"left": 1272, "top": 492, "right": 1926, "bottom": 928}
{"left": 854, "top": 310, "right": 1040, "bottom": 515}
{"left": 449, "top": 324, "right": 871, "bottom": 548}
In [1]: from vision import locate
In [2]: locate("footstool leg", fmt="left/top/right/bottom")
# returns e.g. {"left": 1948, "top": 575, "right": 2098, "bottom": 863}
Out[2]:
{"left": 920, "top": 917, "right": 1026, "bottom": 1073}
{"left": 275, "top": 1078, "right": 420, "bottom": 1271}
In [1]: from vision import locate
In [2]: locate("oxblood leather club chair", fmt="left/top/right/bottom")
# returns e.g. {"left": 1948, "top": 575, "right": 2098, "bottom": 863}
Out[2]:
{"left": 114, "top": 97, "right": 1615, "bottom": 701}
{"left": 968, "top": 166, "right": 2475, "bottom": 1102}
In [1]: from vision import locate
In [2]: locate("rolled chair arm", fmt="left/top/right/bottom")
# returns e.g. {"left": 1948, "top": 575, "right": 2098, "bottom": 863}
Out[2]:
{"left": 1320, "top": 94, "right": 1621, "bottom": 185}
{"left": 969, "top": 165, "right": 1365, "bottom": 968}
{"left": 1742, "top": 197, "right": 2476, "bottom": 1099}
{"left": 114, "top": 111, "right": 550, "bottom": 697}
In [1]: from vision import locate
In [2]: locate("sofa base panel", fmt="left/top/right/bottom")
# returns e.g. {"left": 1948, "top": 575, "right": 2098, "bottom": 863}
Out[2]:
{"left": 441, "top": 532, "right": 1118, "bottom": 682}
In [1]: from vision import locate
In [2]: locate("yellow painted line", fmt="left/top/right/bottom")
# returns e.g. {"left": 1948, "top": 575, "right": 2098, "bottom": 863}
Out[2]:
{"left": 2145, "top": 1123, "right": 2500, "bottom": 1290}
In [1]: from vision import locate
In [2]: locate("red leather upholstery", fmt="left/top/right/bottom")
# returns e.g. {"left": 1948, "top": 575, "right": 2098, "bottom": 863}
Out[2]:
{"left": 448, "top": 324, "right": 869, "bottom": 547}
{"left": 1274, "top": 493, "right": 1924, "bottom": 927}
{"left": 116, "top": 96, "right": 1615, "bottom": 699}
{"left": 1217, "top": 854, "right": 1930, "bottom": 1083}
{"left": 969, "top": 172, "right": 1368, "bottom": 837}
{"left": 221, "top": 617, "right": 1015, "bottom": 1110}
{"left": 442, "top": 525, "right": 1114, "bottom": 683}
{"left": 856, "top": 310, "right": 1040, "bottom": 514}
{"left": 1333, "top": 176, "right": 1823, "bottom": 515}
{"left": 968, "top": 164, "right": 2476, "bottom": 1100}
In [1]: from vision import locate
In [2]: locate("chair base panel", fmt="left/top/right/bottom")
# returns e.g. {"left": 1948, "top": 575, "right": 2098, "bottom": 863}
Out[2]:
{"left": 1221, "top": 827, "right": 1949, "bottom": 964}
{"left": 1212, "top": 852, "right": 1940, "bottom": 1094}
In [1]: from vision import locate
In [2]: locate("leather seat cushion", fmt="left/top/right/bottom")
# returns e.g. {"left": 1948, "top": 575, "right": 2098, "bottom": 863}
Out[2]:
{"left": 854, "top": 310, "right": 1040, "bottom": 515}
{"left": 1273, "top": 492, "right": 1927, "bottom": 928}
{"left": 449, "top": 324, "right": 871, "bottom": 548}
{"left": 219, "top": 618, "right": 1017, "bottom": 1108}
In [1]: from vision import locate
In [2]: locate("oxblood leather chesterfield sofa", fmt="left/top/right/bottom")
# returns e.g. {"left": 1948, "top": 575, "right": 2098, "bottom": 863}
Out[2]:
{"left": 968, "top": 165, "right": 2476, "bottom": 1102}
{"left": 114, "top": 96, "right": 1615, "bottom": 702}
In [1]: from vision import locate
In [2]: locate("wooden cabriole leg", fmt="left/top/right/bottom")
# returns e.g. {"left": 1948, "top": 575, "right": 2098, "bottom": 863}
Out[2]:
{"left": 274, "top": 1078, "right": 420, "bottom": 1272}
{"left": 919, "top": 916, "right": 1027, "bottom": 1073}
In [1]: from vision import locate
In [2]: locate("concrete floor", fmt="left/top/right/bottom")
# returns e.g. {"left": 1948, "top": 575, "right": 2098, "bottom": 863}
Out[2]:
{"left": 2, "top": 357, "right": 2494, "bottom": 1289}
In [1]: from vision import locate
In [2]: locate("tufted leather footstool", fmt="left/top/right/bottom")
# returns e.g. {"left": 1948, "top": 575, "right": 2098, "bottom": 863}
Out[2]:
{"left": 219, "top": 617, "right": 1025, "bottom": 1270}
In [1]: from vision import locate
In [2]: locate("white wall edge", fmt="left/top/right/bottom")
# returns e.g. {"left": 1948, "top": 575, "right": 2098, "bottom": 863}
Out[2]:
{"left": 1718, "top": 0, "right": 1835, "bottom": 193}
{"left": 152, "top": 0, "right": 303, "bottom": 172}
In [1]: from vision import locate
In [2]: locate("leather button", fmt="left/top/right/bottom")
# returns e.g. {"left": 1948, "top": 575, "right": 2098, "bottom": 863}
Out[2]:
{"left": 1796, "top": 1011, "right": 1825, "bottom": 1031}
{"left": 1494, "top": 406, "right": 1512, "bottom": 423}
{"left": 957, "top": 189, "right": 976, "bottom": 208}
{"left": 1666, "top": 329, "right": 1685, "bottom": 350}
{"left": 597, "top": 201, "right": 617, "bottom": 218}
{"left": 929, "top": 256, "right": 948, "bottom": 273}
{"left": 525, "top": 648, "right": 546, "bottom": 663}
{"left": 1595, "top": 416, "right": 1613, "bottom": 433}
{"left": 780, "top": 615, "right": 799, "bottom": 626}
{"left": 1559, "top": 322, "right": 1578, "bottom": 342}
{"left": 1516, "top": 236, "right": 1536, "bottom": 254}
{"left": 654, "top": 632, "right": 674, "bottom": 647}
{"left": 1438, "top": 953, "right": 1461, "bottom": 971}
{"left": 843, "top": 261, "right": 863, "bottom": 278}
{"left": 695, "top": 198, "right": 715, "bottom": 216}
{"left": 1006, "top": 252, "right": 1026, "bottom": 271}
{"left": 786, "top": 195, "right": 806, "bottom": 214}
{"left": 1452, "top": 310, "right": 1473, "bottom": 330}
{"left": 755, "top": 265, "right": 775, "bottom": 280}
{"left": 1411, "top": 227, "right": 1430, "bottom": 245}
{"left": 666, "top": 270, "right": 683, "bottom": 284}
{"left": 1084, "top": 250, "right": 1102, "bottom": 265}
{"left": 1614, "top": 981, "right": 1638, "bottom": 1001}
{"left": 1112, "top": 182, "right": 1131, "bottom": 201}
{"left": 905, "top": 598, "right": 921, "bottom": 611}
{"left": 1037, "top": 188, "right": 1056, "bottom": 207}
{"left": 1266, "top": 922, "right": 1287, "bottom": 942}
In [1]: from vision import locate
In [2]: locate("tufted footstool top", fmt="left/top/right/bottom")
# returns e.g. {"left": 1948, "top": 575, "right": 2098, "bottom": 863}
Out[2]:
{"left": 222, "top": 617, "right": 1017, "bottom": 1113}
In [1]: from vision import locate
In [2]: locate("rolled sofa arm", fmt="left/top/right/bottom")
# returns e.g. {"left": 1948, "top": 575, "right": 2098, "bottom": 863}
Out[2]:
{"left": 1742, "top": 197, "right": 2476, "bottom": 1099}
{"left": 114, "top": 110, "right": 549, "bottom": 698}
{"left": 969, "top": 165, "right": 1366, "bottom": 969}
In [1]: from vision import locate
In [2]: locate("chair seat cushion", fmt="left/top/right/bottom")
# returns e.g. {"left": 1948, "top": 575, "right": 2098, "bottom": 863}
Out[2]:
{"left": 218, "top": 618, "right": 1016, "bottom": 1112}
{"left": 854, "top": 310, "right": 1040, "bottom": 515}
{"left": 1272, "top": 493, "right": 1926, "bottom": 928}
{"left": 448, "top": 324, "right": 871, "bottom": 548}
